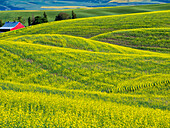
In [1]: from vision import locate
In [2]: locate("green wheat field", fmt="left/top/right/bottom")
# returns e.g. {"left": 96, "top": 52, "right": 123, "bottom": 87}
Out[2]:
{"left": 0, "top": 4, "right": 170, "bottom": 127}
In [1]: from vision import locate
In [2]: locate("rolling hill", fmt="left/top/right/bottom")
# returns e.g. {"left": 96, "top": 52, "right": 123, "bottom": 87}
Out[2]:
{"left": 1, "top": 39, "right": 169, "bottom": 91}
{"left": 1, "top": 10, "right": 169, "bottom": 39}
{"left": 0, "top": 3, "right": 170, "bottom": 26}
{"left": 0, "top": 38, "right": 169, "bottom": 126}
{"left": 9, "top": 34, "right": 165, "bottom": 54}
{"left": 91, "top": 28, "right": 170, "bottom": 52}
{"left": 0, "top": 8, "right": 169, "bottom": 127}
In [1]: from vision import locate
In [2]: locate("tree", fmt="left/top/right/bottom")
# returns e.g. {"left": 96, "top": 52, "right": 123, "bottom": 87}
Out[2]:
{"left": 16, "top": 16, "right": 25, "bottom": 24}
{"left": 0, "top": 20, "right": 4, "bottom": 27}
{"left": 17, "top": 16, "right": 22, "bottom": 22}
{"left": 72, "top": 10, "right": 76, "bottom": 19}
{"left": 43, "top": 12, "right": 47, "bottom": 19}
{"left": 42, "top": 17, "right": 48, "bottom": 23}
{"left": 43, "top": 12, "right": 48, "bottom": 23}
{"left": 32, "top": 14, "right": 35, "bottom": 24}
{"left": 28, "top": 12, "right": 49, "bottom": 26}
{"left": 28, "top": 17, "right": 31, "bottom": 26}
{"left": 55, "top": 12, "right": 71, "bottom": 21}
{"left": 32, "top": 16, "right": 43, "bottom": 25}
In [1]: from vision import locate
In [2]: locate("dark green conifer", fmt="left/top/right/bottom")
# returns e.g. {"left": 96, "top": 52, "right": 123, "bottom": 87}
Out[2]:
{"left": 43, "top": 12, "right": 48, "bottom": 22}
{"left": 28, "top": 17, "right": 31, "bottom": 26}
{"left": 72, "top": 10, "right": 76, "bottom": 19}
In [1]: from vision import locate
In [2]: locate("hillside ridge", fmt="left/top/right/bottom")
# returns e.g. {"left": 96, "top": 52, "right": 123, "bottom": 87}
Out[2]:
{"left": 1, "top": 10, "right": 170, "bottom": 39}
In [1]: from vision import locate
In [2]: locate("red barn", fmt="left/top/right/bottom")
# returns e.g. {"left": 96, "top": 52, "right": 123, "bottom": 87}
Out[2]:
{"left": 0, "top": 21, "right": 25, "bottom": 32}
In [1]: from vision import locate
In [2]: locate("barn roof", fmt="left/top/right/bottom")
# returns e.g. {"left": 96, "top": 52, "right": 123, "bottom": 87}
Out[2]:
{"left": 0, "top": 22, "right": 19, "bottom": 30}
{"left": 3, "top": 22, "right": 19, "bottom": 27}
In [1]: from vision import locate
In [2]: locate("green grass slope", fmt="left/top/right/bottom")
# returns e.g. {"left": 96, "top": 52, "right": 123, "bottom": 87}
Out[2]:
{"left": 0, "top": 7, "right": 170, "bottom": 127}
{"left": 1, "top": 80, "right": 169, "bottom": 110}
{"left": 0, "top": 45, "right": 72, "bottom": 87}
{"left": 91, "top": 28, "right": 170, "bottom": 53}
{"left": 9, "top": 34, "right": 132, "bottom": 53}
{"left": 1, "top": 89, "right": 169, "bottom": 127}
{"left": 75, "top": 3, "right": 170, "bottom": 18}
{"left": 0, "top": 3, "right": 170, "bottom": 26}
{"left": 9, "top": 34, "right": 166, "bottom": 54}
{"left": 1, "top": 10, "right": 170, "bottom": 39}
{"left": 0, "top": 40, "right": 169, "bottom": 92}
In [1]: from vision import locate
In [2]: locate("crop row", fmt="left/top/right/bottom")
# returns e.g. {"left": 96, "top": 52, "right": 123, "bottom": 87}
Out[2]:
{"left": 0, "top": 80, "right": 169, "bottom": 110}
{"left": 0, "top": 40, "right": 169, "bottom": 92}
{"left": 116, "top": 78, "right": 170, "bottom": 93}
{"left": 91, "top": 28, "right": 170, "bottom": 53}
{"left": 0, "top": 89, "right": 169, "bottom": 127}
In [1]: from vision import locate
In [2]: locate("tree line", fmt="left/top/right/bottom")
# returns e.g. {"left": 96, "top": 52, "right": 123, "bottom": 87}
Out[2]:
{"left": 28, "top": 11, "right": 76, "bottom": 26}
{"left": 0, "top": 11, "right": 77, "bottom": 27}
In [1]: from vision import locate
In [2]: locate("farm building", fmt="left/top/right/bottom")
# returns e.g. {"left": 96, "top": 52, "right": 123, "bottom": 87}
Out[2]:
{"left": 0, "top": 21, "right": 25, "bottom": 32}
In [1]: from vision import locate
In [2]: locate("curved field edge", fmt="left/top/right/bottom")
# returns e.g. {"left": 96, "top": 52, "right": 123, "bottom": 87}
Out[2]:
{"left": 115, "top": 74, "right": 170, "bottom": 93}
{"left": 0, "top": 40, "right": 169, "bottom": 92}
{"left": 6, "top": 34, "right": 169, "bottom": 55}
{"left": 91, "top": 28, "right": 170, "bottom": 53}
{"left": 7, "top": 34, "right": 139, "bottom": 54}
{"left": 0, "top": 10, "right": 170, "bottom": 39}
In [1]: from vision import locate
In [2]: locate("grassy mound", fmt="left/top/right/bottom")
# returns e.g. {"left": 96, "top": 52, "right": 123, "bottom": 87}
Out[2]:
{"left": 9, "top": 34, "right": 132, "bottom": 53}
{"left": 1, "top": 10, "right": 170, "bottom": 38}
{"left": 9, "top": 34, "right": 166, "bottom": 54}
{"left": 91, "top": 28, "right": 170, "bottom": 53}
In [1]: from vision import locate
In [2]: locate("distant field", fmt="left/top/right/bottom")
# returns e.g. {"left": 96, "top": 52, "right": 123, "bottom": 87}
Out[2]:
{"left": 40, "top": 6, "right": 88, "bottom": 9}
{"left": 91, "top": 28, "right": 170, "bottom": 53}
{"left": 0, "top": 3, "right": 170, "bottom": 26}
